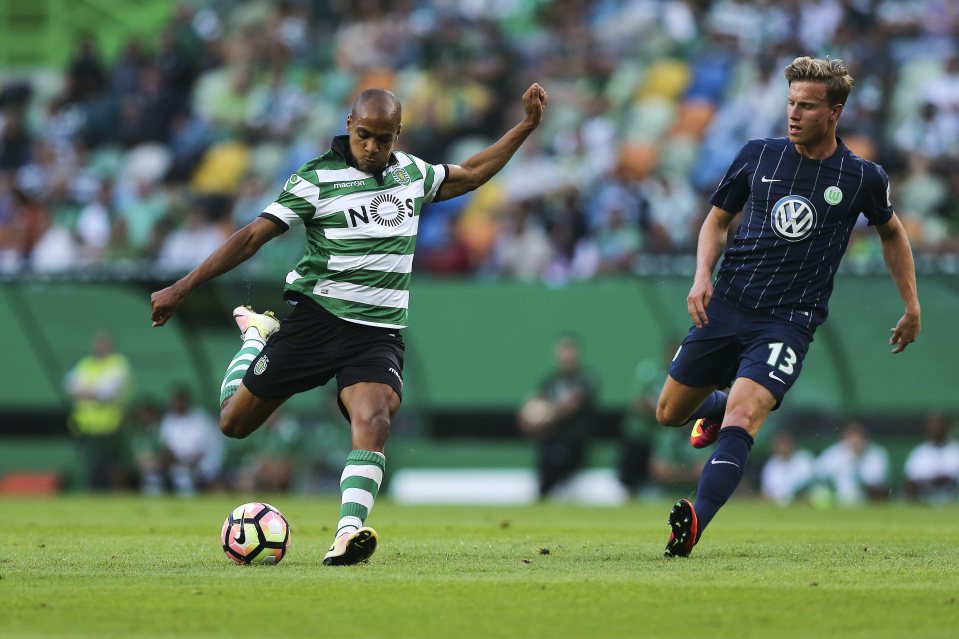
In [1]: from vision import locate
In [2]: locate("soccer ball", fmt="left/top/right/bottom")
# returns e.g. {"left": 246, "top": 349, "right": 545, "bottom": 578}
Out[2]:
{"left": 518, "top": 397, "right": 556, "bottom": 436}
{"left": 221, "top": 502, "right": 291, "bottom": 565}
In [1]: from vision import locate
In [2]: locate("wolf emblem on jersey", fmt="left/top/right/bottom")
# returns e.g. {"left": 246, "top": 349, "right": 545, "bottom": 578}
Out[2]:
{"left": 823, "top": 186, "right": 843, "bottom": 205}
{"left": 771, "top": 195, "right": 816, "bottom": 242}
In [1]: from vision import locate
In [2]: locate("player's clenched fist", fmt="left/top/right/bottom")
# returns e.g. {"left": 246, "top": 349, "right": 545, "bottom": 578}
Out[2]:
{"left": 522, "top": 83, "right": 548, "bottom": 127}
{"left": 150, "top": 285, "right": 184, "bottom": 327}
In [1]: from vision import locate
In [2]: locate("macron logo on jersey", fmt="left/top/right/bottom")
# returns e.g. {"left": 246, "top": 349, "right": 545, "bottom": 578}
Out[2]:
{"left": 771, "top": 195, "right": 816, "bottom": 242}
{"left": 334, "top": 180, "right": 367, "bottom": 189}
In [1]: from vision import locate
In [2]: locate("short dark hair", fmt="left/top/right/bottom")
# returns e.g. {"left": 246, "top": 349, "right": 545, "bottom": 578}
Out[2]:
{"left": 351, "top": 88, "right": 401, "bottom": 120}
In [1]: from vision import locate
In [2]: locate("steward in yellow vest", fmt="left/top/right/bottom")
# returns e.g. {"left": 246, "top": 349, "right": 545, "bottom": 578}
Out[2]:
{"left": 64, "top": 333, "right": 133, "bottom": 489}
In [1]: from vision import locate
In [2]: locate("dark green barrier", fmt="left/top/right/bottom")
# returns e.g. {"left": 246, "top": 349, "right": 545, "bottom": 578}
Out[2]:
{"left": 1, "top": 274, "right": 955, "bottom": 419}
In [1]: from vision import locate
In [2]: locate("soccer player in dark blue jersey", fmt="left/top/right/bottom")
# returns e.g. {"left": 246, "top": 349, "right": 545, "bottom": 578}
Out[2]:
{"left": 656, "top": 56, "right": 921, "bottom": 558}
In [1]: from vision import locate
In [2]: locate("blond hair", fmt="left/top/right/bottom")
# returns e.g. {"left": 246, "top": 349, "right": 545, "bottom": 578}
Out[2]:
{"left": 784, "top": 56, "right": 855, "bottom": 106}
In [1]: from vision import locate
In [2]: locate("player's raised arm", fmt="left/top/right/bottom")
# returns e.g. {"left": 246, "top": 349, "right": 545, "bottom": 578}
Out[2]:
{"left": 434, "top": 83, "right": 547, "bottom": 202}
{"left": 687, "top": 206, "right": 737, "bottom": 328}
{"left": 150, "top": 217, "right": 285, "bottom": 327}
{"left": 874, "top": 212, "right": 921, "bottom": 353}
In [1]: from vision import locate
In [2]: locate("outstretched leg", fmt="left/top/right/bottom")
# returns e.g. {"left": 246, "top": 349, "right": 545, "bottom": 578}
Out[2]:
{"left": 218, "top": 306, "right": 288, "bottom": 438}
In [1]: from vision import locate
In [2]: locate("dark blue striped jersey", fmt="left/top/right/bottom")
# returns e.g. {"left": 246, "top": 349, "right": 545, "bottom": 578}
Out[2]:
{"left": 709, "top": 137, "right": 893, "bottom": 332}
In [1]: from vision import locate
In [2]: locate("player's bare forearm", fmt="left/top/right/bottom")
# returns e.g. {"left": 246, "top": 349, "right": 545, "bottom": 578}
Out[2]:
{"left": 688, "top": 207, "right": 734, "bottom": 326}
{"left": 695, "top": 210, "right": 732, "bottom": 280}
{"left": 877, "top": 215, "right": 920, "bottom": 313}
{"left": 150, "top": 218, "right": 283, "bottom": 326}
{"left": 435, "top": 83, "right": 547, "bottom": 201}
{"left": 876, "top": 214, "right": 920, "bottom": 352}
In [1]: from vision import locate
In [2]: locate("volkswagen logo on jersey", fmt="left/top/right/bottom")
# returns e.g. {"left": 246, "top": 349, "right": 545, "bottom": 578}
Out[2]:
{"left": 771, "top": 195, "right": 816, "bottom": 242}
{"left": 370, "top": 194, "right": 407, "bottom": 227}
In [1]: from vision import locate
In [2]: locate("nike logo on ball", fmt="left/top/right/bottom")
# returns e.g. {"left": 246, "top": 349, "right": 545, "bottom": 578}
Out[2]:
{"left": 234, "top": 516, "right": 247, "bottom": 544}
{"left": 761, "top": 176, "right": 781, "bottom": 183}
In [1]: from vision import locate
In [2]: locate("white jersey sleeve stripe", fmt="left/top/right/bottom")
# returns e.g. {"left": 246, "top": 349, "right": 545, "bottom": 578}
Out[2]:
{"left": 288, "top": 177, "right": 322, "bottom": 205}
{"left": 313, "top": 279, "right": 410, "bottom": 309}
{"left": 263, "top": 202, "right": 304, "bottom": 227}
{"left": 328, "top": 253, "right": 414, "bottom": 273}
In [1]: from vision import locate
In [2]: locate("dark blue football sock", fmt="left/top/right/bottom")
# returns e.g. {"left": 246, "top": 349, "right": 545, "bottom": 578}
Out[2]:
{"left": 690, "top": 390, "right": 728, "bottom": 422}
{"left": 693, "top": 426, "right": 754, "bottom": 540}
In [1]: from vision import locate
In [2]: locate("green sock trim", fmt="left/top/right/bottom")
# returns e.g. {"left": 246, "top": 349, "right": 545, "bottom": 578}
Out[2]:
{"left": 219, "top": 385, "right": 239, "bottom": 405}
{"left": 338, "top": 502, "right": 369, "bottom": 521}
{"left": 347, "top": 449, "right": 386, "bottom": 469}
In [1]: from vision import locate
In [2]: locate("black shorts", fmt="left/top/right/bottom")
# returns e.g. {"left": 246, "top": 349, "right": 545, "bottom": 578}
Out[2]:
{"left": 243, "top": 296, "right": 405, "bottom": 419}
{"left": 668, "top": 297, "right": 814, "bottom": 409}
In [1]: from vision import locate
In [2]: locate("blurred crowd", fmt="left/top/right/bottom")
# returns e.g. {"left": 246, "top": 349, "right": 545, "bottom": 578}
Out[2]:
{"left": 757, "top": 414, "right": 959, "bottom": 506}
{"left": 2, "top": 0, "right": 959, "bottom": 283}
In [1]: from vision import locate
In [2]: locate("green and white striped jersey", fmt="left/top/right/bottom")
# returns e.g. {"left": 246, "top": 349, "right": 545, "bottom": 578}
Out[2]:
{"left": 260, "top": 136, "right": 448, "bottom": 329}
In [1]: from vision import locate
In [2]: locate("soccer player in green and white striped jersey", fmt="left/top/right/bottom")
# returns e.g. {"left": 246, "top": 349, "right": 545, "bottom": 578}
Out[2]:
{"left": 151, "top": 83, "right": 548, "bottom": 565}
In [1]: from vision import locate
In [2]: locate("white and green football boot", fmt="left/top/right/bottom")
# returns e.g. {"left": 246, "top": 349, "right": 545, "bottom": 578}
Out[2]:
{"left": 323, "top": 527, "right": 378, "bottom": 566}
{"left": 232, "top": 305, "right": 279, "bottom": 341}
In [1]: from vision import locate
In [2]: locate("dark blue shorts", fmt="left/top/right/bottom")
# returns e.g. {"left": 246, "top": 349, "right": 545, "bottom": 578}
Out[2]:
{"left": 668, "top": 297, "right": 814, "bottom": 409}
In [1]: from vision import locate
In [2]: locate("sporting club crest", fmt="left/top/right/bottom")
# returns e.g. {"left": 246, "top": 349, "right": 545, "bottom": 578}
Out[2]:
{"left": 390, "top": 166, "right": 412, "bottom": 186}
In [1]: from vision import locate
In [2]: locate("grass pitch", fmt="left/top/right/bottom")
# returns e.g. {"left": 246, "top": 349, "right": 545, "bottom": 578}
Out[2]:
{"left": 4, "top": 495, "right": 958, "bottom": 638}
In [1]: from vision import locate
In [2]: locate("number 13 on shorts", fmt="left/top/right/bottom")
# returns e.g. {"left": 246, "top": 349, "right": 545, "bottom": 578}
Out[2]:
{"left": 766, "top": 341, "right": 797, "bottom": 382}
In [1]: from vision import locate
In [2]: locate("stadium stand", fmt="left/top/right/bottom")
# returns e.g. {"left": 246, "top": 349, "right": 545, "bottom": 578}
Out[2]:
{"left": 1, "top": 0, "right": 958, "bottom": 280}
